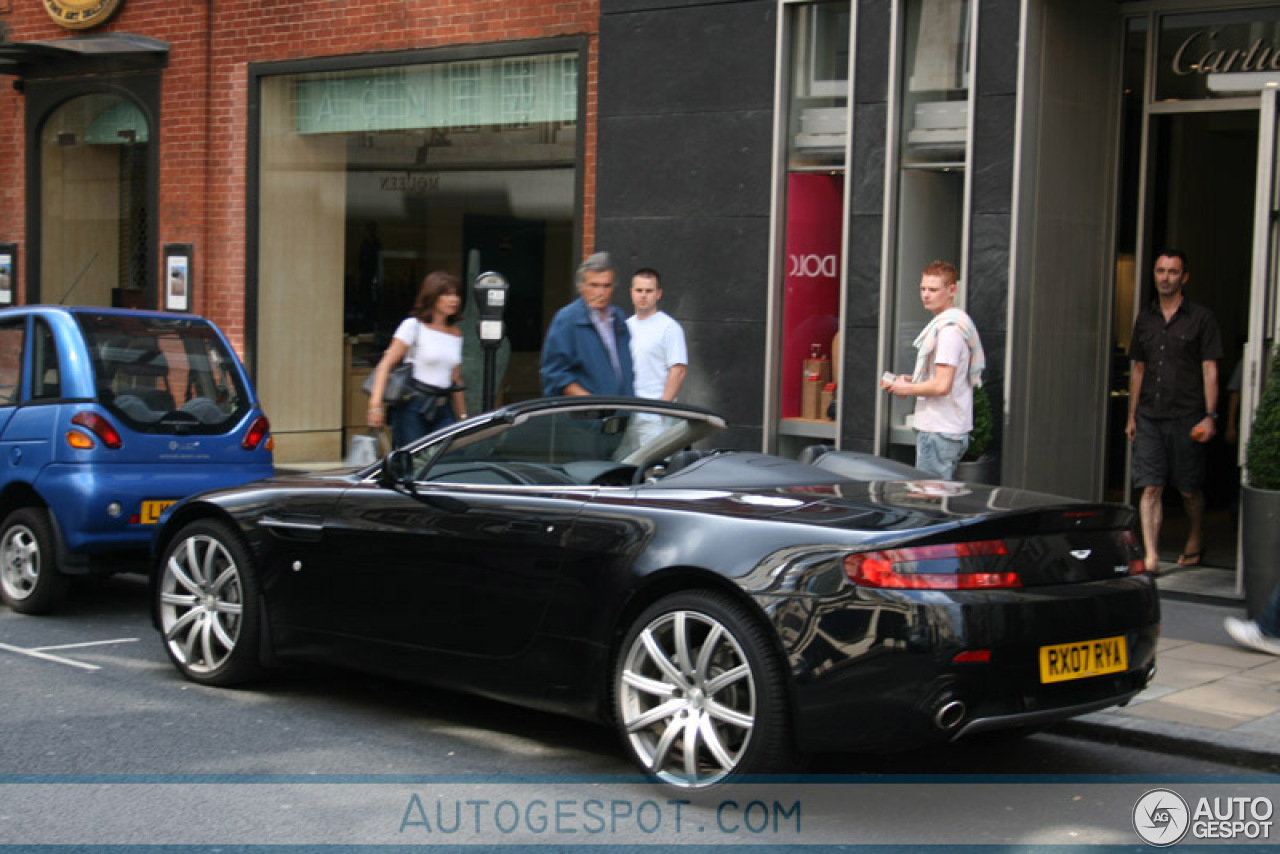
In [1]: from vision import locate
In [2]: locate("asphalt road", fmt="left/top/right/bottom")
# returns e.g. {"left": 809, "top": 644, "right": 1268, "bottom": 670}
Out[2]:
{"left": 2, "top": 573, "right": 1275, "bottom": 847}
{"left": 0, "top": 573, "right": 1264, "bottom": 776}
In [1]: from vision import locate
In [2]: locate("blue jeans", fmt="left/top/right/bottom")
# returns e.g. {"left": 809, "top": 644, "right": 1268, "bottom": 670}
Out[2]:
{"left": 916, "top": 430, "right": 969, "bottom": 479}
{"left": 389, "top": 396, "right": 456, "bottom": 449}
{"left": 1260, "top": 583, "right": 1280, "bottom": 638}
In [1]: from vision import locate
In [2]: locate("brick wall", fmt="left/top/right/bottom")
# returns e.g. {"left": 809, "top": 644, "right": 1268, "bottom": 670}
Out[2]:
{"left": 0, "top": 0, "right": 599, "bottom": 353}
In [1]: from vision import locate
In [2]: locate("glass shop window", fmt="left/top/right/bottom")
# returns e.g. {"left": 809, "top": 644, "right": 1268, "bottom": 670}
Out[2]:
{"left": 777, "top": 0, "right": 850, "bottom": 451}
{"left": 256, "top": 49, "right": 580, "bottom": 448}
{"left": 887, "top": 0, "right": 971, "bottom": 456}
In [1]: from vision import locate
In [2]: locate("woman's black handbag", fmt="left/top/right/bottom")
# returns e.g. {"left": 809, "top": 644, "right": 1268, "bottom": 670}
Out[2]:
{"left": 363, "top": 362, "right": 415, "bottom": 405}
{"left": 362, "top": 321, "right": 420, "bottom": 406}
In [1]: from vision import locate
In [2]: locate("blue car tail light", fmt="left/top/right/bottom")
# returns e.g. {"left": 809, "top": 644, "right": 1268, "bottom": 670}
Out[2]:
{"left": 68, "top": 411, "right": 123, "bottom": 450}
{"left": 242, "top": 414, "right": 272, "bottom": 451}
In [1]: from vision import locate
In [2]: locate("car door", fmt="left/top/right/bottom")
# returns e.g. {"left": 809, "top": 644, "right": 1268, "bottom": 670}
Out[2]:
{"left": 267, "top": 405, "right": 650, "bottom": 658}
{"left": 294, "top": 481, "right": 591, "bottom": 658}
{"left": 0, "top": 316, "right": 62, "bottom": 488}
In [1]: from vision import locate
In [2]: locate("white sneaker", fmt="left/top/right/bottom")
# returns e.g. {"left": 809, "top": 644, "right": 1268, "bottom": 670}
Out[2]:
{"left": 1224, "top": 617, "right": 1280, "bottom": 657}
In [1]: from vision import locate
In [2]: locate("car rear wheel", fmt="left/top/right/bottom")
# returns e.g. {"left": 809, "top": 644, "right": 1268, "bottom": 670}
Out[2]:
{"left": 157, "top": 519, "right": 262, "bottom": 686}
{"left": 0, "top": 507, "right": 69, "bottom": 615}
{"left": 613, "top": 590, "right": 795, "bottom": 788}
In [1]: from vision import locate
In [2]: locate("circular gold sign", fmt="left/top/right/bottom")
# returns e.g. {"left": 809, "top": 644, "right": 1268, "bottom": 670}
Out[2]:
{"left": 42, "top": 0, "right": 125, "bottom": 30}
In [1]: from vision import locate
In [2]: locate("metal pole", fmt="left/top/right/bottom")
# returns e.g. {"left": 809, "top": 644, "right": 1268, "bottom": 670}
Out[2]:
{"left": 483, "top": 349, "right": 496, "bottom": 412}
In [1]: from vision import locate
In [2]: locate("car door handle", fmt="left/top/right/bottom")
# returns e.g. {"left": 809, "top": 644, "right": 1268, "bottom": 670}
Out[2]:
{"left": 504, "top": 520, "right": 548, "bottom": 535}
{"left": 259, "top": 515, "right": 325, "bottom": 542}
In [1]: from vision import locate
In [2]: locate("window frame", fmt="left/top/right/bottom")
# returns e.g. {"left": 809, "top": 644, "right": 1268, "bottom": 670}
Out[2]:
{"left": 878, "top": 0, "right": 977, "bottom": 458}
{"left": 765, "top": 0, "right": 855, "bottom": 457}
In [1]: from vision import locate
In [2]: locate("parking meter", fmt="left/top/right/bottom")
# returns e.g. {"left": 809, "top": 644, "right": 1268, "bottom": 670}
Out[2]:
{"left": 473, "top": 272, "right": 509, "bottom": 410}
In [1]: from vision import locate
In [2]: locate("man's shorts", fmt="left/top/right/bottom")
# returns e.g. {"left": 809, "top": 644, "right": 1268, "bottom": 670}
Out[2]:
{"left": 1132, "top": 411, "right": 1207, "bottom": 491}
{"left": 916, "top": 430, "right": 970, "bottom": 480}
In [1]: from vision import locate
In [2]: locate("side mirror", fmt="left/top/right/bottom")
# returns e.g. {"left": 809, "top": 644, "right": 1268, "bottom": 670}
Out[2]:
{"left": 377, "top": 449, "right": 469, "bottom": 513}
{"left": 379, "top": 448, "right": 416, "bottom": 487}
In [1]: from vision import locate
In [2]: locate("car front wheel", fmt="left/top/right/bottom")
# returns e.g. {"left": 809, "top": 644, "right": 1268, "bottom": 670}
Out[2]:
{"left": 0, "top": 507, "right": 69, "bottom": 615}
{"left": 613, "top": 590, "right": 795, "bottom": 788}
{"left": 157, "top": 519, "right": 262, "bottom": 686}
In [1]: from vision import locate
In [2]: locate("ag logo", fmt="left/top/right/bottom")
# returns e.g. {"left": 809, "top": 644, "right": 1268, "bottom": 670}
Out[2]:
{"left": 1134, "top": 788, "right": 1190, "bottom": 846}
{"left": 42, "top": 0, "right": 125, "bottom": 31}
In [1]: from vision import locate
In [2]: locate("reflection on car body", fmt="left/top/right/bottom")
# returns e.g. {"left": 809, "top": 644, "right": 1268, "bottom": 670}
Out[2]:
{"left": 150, "top": 396, "right": 1158, "bottom": 789}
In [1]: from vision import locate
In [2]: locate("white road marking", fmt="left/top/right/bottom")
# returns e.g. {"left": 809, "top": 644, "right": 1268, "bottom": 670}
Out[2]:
{"left": 0, "top": 637, "right": 140, "bottom": 671}
{"left": 0, "top": 642, "right": 101, "bottom": 671}
{"left": 34, "top": 637, "right": 140, "bottom": 652}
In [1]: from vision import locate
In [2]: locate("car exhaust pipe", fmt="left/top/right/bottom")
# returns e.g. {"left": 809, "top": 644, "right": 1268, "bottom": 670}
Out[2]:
{"left": 934, "top": 699, "right": 967, "bottom": 731}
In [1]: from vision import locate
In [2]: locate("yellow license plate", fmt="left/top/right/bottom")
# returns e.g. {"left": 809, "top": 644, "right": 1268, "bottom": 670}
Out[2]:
{"left": 140, "top": 500, "right": 177, "bottom": 525}
{"left": 1039, "top": 635, "right": 1128, "bottom": 683}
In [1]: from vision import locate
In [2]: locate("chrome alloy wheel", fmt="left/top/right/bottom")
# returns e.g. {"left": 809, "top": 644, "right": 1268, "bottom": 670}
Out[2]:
{"left": 617, "top": 609, "right": 757, "bottom": 787}
{"left": 0, "top": 522, "right": 41, "bottom": 601}
{"left": 159, "top": 534, "right": 245, "bottom": 675}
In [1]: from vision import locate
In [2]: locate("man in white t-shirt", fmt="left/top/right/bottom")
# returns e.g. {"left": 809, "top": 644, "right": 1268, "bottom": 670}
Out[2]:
{"left": 626, "top": 268, "right": 688, "bottom": 401}
{"left": 623, "top": 269, "right": 688, "bottom": 452}
{"left": 887, "top": 260, "right": 985, "bottom": 479}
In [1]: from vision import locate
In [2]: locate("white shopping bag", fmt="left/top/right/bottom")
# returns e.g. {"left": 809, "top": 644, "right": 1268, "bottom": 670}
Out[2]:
{"left": 346, "top": 432, "right": 381, "bottom": 467}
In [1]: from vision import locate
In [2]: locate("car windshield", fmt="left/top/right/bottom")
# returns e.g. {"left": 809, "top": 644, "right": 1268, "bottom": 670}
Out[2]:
{"left": 77, "top": 313, "right": 250, "bottom": 434}
{"left": 413, "top": 405, "right": 724, "bottom": 486}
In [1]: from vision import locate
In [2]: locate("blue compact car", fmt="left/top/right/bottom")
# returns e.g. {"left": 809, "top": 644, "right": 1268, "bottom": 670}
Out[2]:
{"left": 0, "top": 306, "right": 274, "bottom": 614}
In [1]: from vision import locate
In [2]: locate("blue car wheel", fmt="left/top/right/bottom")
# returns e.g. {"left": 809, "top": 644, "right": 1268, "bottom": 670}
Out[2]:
{"left": 0, "top": 507, "right": 69, "bottom": 615}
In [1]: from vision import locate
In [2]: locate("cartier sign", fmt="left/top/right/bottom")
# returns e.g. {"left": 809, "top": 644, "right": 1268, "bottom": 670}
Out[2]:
{"left": 1158, "top": 11, "right": 1280, "bottom": 100}
{"left": 1172, "top": 29, "right": 1280, "bottom": 76}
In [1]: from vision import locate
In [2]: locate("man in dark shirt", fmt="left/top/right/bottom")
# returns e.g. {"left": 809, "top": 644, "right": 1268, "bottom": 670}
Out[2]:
{"left": 1125, "top": 250, "right": 1223, "bottom": 573}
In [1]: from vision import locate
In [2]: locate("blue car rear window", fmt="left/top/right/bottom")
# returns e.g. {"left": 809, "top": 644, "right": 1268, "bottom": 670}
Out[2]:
{"left": 75, "top": 313, "right": 250, "bottom": 435}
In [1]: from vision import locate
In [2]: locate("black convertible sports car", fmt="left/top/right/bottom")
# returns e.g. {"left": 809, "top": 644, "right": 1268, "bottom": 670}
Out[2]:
{"left": 151, "top": 396, "right": 1158, "bottom": 788}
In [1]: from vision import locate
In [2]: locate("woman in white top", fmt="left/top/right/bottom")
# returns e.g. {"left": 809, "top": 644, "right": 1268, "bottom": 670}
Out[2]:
{"left": 367, "top": 271, "right": 468, "bottom": 448}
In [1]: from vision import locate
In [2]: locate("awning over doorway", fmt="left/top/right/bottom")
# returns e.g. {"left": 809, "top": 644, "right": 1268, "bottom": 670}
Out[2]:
{"left": 0, "top": 33, "right": 168, "bottom": 78}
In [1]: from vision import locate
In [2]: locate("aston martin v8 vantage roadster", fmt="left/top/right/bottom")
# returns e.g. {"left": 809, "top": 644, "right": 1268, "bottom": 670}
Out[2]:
{"left": 150, "top": 396, "right": 1158, "bottom": 788}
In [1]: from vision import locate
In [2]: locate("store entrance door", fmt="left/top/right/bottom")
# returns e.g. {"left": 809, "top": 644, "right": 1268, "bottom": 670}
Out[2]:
{"left": 26, "top": 76, "right": 160, "bottom": 307}
{"left": 1109, "top": 77, "right": 1280, "bottom": 578}
{"left": 1106, "top": 107, "right": 1257, "bottom": 570}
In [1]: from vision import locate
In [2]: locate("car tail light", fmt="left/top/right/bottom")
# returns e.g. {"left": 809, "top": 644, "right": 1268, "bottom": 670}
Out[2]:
{"left": 1122, "top": 530, "right": 1146, "bottom": 575}
{"left": 952, "top": 649, "right": 991, "bottom": 663}
{"left": 68, "top": 411, "right": 123, "bottom": 450}
{"left": 844, "top": 540, "right": 1020, "bottom": 590}
{"left": 242, "top": 415, "right": 271, "bottom": 450}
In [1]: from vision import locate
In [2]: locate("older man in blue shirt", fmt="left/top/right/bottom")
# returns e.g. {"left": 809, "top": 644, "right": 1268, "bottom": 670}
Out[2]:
{"left": 541, "top": 252, "right": 635, "bottom": 397}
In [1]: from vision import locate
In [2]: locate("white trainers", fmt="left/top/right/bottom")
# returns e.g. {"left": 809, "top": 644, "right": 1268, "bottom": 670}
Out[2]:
{"left": 1224, "top": 617, "right": 1280, "bottom": 657}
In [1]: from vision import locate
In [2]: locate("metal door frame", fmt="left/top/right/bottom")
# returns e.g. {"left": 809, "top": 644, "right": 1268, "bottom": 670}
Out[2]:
{"left": 1204, "top": 72, "right": 1280, "bottom": 595}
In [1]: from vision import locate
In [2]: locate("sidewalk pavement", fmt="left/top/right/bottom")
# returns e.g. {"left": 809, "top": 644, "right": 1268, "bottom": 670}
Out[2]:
{"left": 1056, "top": 563, "right": 1280, "bottom": 771}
